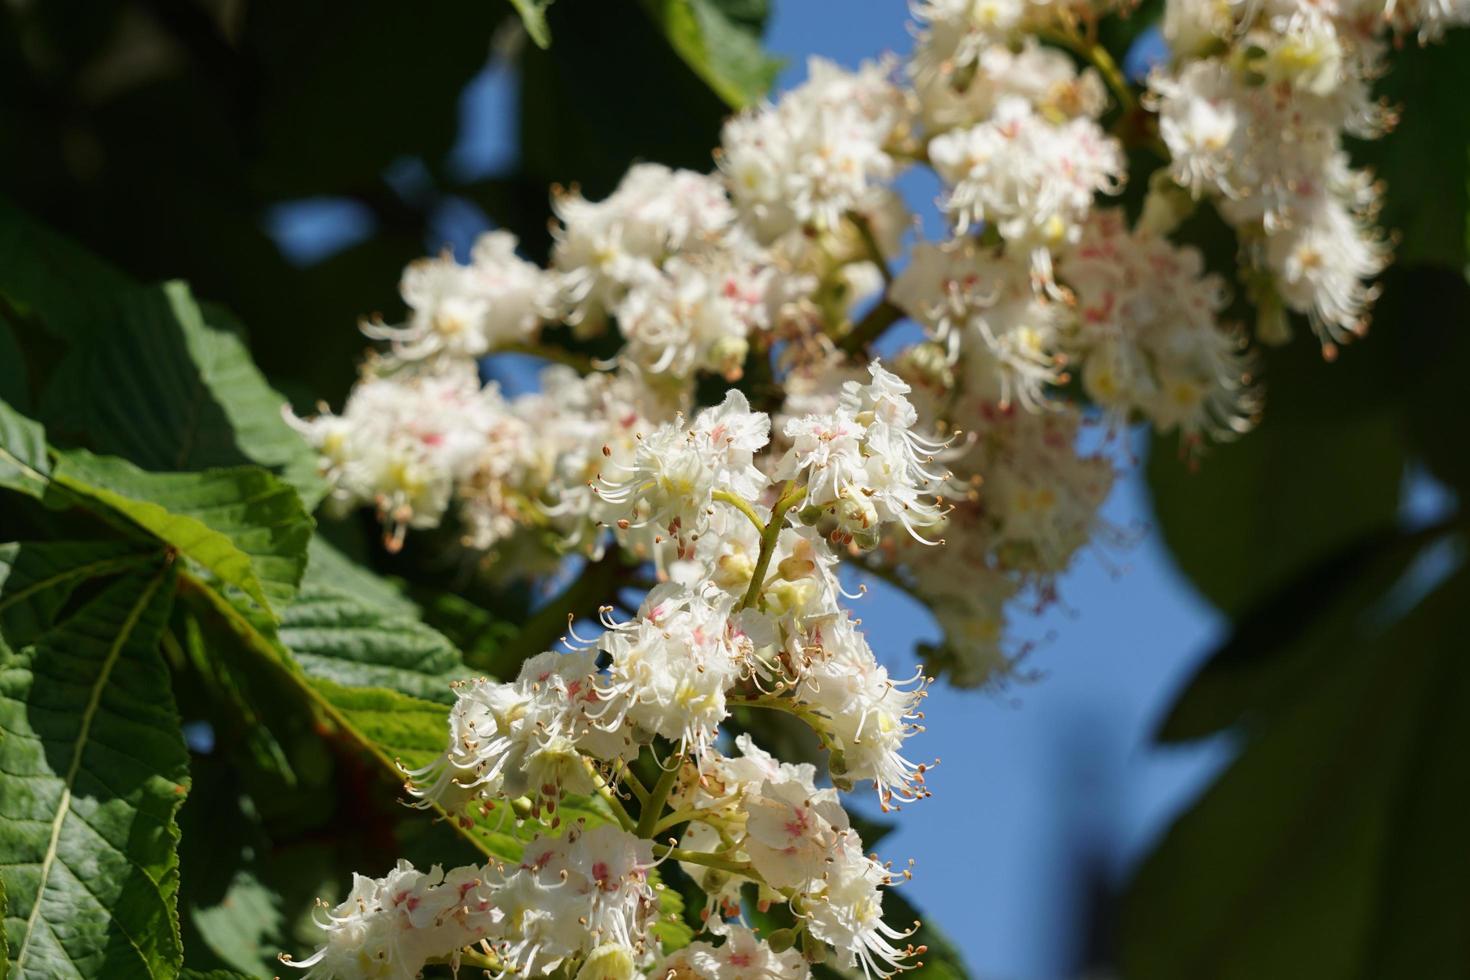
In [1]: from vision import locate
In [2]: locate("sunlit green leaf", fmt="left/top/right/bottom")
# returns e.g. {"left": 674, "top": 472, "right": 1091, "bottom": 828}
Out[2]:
{"left": 1, "top": 565, "right": 189, "bottom": 979}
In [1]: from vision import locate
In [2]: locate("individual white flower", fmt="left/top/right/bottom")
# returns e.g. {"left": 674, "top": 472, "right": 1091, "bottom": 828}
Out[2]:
{"left": 614, "top": 248, "right": 772, "bottom": 380}
{"left": 553, "top": 164, "right": 737, "bottom": 328}
{"left": 779, "top": 364, "right": 952, "bottom": 549}
{"left": 720, "top": 57, "right": 907, "bottom": 241}
{"left": 965, "top": 401, "right": 1115, "bottom": 576}
{"left": 596, "top": 583, "right": 747, "bottom": 756}
{"left": 784, "top": 612, "right": 931, "bottom": 809}
{"left": 656, "top": 923, "right": 809, "bottom": 980}
{"left": 909, "top": 0, "right": 1037, "bottom": 83}
{"left": 743, "top": 777, "right": 853, "bottom": 890}
{"left": 1058, "top": 208, "right": 1259, "bottom": 441}
{"left": 404, "top": 649, "right": 635, "bottom": 816}
{"left": 890, "top": 241, "right": 1067, "bottom": 411}
{"left": 1262, "top": 162, "right": 1390, "bottom": 351}
{"left": 281, "top": 859, "right": 500, "bottom": 980}
{"left": 801, "top": 837, "right": 921, "bottom": 979}
{"left": 492, "top": 825, "right": 662, "bottom": 975}
{"left": 364, "top": 230, "right": 556, "bottom": 364}
{"left": 914, "top": 37, "right": 1107, "bottom": 131}
{"left": 286, "top": 366, "right": 504, "bottom": 550}
{"left": 596, "top": 391, "right": 771, "bottom": 555}
{"left": 927, "top": 96, "right": 1124, "bottom": 256}
{"left": 1150, "top": 60, "right": 1252, "bottom": 201}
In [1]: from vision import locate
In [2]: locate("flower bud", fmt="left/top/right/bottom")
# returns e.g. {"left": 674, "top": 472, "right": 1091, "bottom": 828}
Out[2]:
{"left": 577, "top": 944, "right": 639, "bottom": 980}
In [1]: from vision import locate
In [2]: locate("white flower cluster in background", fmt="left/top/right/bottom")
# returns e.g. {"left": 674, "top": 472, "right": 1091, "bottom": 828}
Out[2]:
{"left": 285, "top": 1, "right": 1467, "bottom": 974}
{"left": 1148, "top": 0, "right": 1469, "bottom": 351}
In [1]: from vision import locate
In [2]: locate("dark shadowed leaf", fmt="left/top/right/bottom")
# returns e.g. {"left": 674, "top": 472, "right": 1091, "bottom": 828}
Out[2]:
{"left": 1123, "top": 564, "right": 1470, "bottom": 980}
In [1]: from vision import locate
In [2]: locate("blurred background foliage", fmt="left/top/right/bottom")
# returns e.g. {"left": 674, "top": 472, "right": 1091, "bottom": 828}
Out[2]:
{"left": 1, "top": 0, "right": 1467, "bottom": 977}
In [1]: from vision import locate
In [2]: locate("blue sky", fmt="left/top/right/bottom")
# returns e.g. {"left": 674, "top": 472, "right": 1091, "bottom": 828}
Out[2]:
{"left": 264, "top": 6, "right": 1237, "bottom": 976}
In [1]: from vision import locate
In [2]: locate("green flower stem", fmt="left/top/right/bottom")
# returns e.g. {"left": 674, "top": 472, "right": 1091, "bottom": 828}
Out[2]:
{"left": 712, "top": 489, "right": 768, "bottom": 535}
{"left": 583, "top": 756, "right": 637, "bottom": 832}
{"left": 1040, "top": 28, "right": 1136, "bottom": 116}
{"left": 652, "top": 807, "right": 705, "bottom": 836}
{"left": 616, "top": 758, "right": 650, "bottom": 804}
{"left": 738, "top": 480, "right": 806, "bottom": 611}
{"left": 733, "top": 693, "right": 833, "bottom": 735}
{"left": 637, "top": 759, "right": 682, "bottom": 838}
{"left": 652, "top": 842, "right": 755, "bottom": 877}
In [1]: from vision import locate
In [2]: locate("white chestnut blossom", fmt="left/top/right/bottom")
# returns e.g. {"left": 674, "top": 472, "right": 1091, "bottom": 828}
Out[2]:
{"left": 927, "top": 95, "right": 1125, "bottom": 260}
{"left": 288, "top": 7, "right": 1470, "bottom": 976}
{"left": 363, "top": 230, "right": 558, "bottom": 365}
{"left": 1057, "top": 208, "right": 1259, "bottom": 441}
{"left": 890, "top": 241, "right": 1067, "bottom": 411}
{"left": 779, "top": 364, "right": 952, "bottom": 549}
{"left": 720, "top": 57, "right": 908, "bottom": 241}
{"left": 656, "top": 924, "right": 809, "bottom": 980}
{"left": 404, "top": 649, "right": 636, "bottom": 816}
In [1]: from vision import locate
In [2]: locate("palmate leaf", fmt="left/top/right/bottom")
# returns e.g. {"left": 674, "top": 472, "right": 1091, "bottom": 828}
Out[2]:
{"left": 638, "top": 0, "right": 780, "bottom": 109}
{"left": 38, "top": 285, "right": 328, "bottom": 511}
{"left": 1, "top": 563, "right": 189, "bottom": 980}
{"left": 0, "top": 541, "right": 160, "bottom": 650}
{"left": 508, "top": 0, "right": 555, "bottom": 47}
{"left": 0, "top": 398, "right": 48, "bottom": 501}
{"left": 52, "top": 451, "right": 313, "bottom": 618}
{"left": 278, "top": 566, "right": 472, "bottom": 705}
{"left": 0, "top": 202, "right": 326, "bottom": 509}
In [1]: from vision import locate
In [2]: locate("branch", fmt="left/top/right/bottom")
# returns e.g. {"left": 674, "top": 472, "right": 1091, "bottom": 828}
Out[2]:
{"left": 839, "top": 299, "right": 904, "bottom": 356}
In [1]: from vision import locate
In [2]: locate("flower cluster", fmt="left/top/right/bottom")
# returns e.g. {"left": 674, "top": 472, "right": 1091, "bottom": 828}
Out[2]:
{"left": 291, "top": 0, "right": 1465, "bottom": 686}
{"left": 286, "top": 4, "right": 1466, "bottom": 976}
{"left": 281, "top": 824, "right": 662, "bottom": 980}
{"left": 1148, "top": 0, "right": 1465, "bottom": 351}
{"left": 288, "top": 379, "right": 934, "bottom": 978}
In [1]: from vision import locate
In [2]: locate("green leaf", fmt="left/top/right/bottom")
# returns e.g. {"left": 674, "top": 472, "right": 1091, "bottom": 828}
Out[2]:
{"left": 0, "top": 400, "right": 48, "bottom": 501}
{"left": 52, "top": 452, "right": 313, "bottom": 617}
{"left": 1351, "top": 31, "right": 1470, "bottom": 270}
{"left": 0, "top": 540, "right": 160, "bottom": 650}
{"left": 182, "top": 866, "right": 281, "bottom": 980}
{"left": 275, "top": 537, "right": 471, "bottom": 703}
{"left": 303, "top": 536, "right": 417, "bottom": 620}
{"left": 0, "top": 199, "right": 133, "bottom": 345}
{"left": 1146, "top": 353, "right": 1406, "bottom": 616}
{"left": 652, "top": 881, "right": 695, "bottom": 952}
{"left": 1154, "top": 524, "right": 1444, "bottom": 743}
{"left": 279, "top": 590, "right": 473, "bottom": 705}
{"left": 638, "top": 0, "right": 780, "bottom": 108}
{"left": 508, "top": 0, "right": 555, "bottom": 47}
{"left": 305, "top": 678, "right": 452, "bottom": 772}
{"left": 1122, "top": 564, "right": 1470, "bottom": 980}
{"left": 1, "top": 564, "right": 190, "bottom": 979}
{"left": 38, "top": 283, "right": 327, "bottom": 509}
{"left": 0, "top": 205, "right": 325, "bottom": 508}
